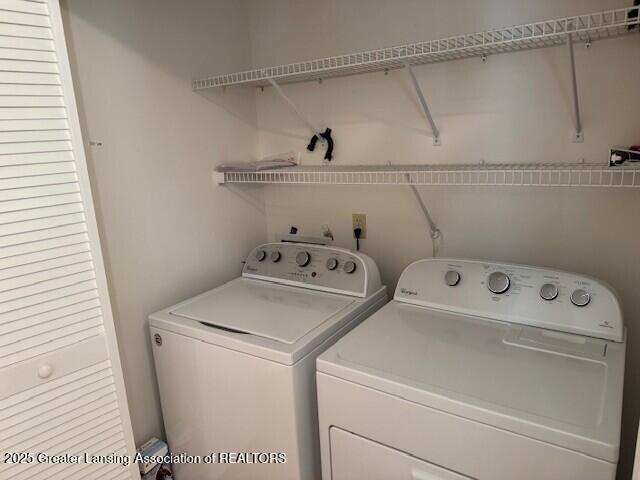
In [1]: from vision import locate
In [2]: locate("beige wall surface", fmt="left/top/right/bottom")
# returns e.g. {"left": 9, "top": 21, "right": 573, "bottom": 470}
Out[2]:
{"left": 61, "top": 0, "right": 266, "bottom": 445}
{"left": 248, "top": 0, "right": 640, "bottom": 478}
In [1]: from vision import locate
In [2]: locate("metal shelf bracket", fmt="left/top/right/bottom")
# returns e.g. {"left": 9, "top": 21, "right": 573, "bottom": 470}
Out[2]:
{"left": 267, "top": 78, "right": 326, "bottom": 146}
{"left": 566, "top": 34, "right": 584, "bottom": 143}
{"left": 403, "top": 61, "right": 441, "bottom": 146}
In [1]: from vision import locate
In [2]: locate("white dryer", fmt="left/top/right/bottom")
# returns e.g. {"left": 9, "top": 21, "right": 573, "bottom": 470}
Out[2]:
{"left": 149, "top": 242, "right": 386, "bottom": 480}
{"left": 317, "top": 258, "right": 625, "bottom": 480}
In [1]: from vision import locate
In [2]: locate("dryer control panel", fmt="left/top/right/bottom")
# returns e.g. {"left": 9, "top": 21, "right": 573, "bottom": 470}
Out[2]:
{"left": 395, "top": 258, "right": 623, "bottom": 342}
{"left": 242, "top": 243, "right": 382, "bottom": 298}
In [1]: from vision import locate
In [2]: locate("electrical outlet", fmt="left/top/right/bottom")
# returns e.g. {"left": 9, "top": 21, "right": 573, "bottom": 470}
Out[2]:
{"left": 352, "top": 213, "right": 367, "bottom": 239}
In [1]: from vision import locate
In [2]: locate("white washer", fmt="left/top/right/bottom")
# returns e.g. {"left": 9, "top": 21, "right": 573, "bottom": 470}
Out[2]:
{"left": 317, "top": 258, "right": 625, "bottom": 480}
{"left": 149, "top": 242, "right": 386, "bottom": 480}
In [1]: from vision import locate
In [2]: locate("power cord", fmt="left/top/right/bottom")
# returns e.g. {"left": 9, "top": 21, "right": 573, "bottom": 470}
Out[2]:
{"left": 354, "top": 227, "right": 362, "bottom": 251}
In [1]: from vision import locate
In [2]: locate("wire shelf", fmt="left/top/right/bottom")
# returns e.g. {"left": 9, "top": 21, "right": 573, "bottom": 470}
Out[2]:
{"left": 218, "top": 163, "right": 640, "bottom": 188}
{"left": 194, "top": 7, "right": 639, "bottom": 89}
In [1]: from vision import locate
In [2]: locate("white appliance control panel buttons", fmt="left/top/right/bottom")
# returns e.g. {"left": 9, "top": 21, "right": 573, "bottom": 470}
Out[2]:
{"left": 540, "top": 283, "right": 559, "bottom": 301}
{"left": 444, "top": 270, "right": 461, "bottom": 286}
{"left": 326, "top": 257, "right": 339, "bottom": 271}
{"left": 571, "top": 289, "right": 591, "bottom": 307}
{"left": 242, "top": 243, "right": 382, "bottom": 298}
{"left": 344, "top": 261, "right": 357, "bottom": 274}
{"left": 487, "top": 271, "right": 510, "bottom": 294}
{"left": 394, "top": 258, "right": 623, "bottom": 342}
{"left": 296, "top": 251, "right": 311, "bottom": 267}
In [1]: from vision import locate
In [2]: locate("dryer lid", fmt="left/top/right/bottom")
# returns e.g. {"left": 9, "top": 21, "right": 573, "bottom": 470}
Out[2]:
{"left": 317, "top": 301, "right": 626, "bottom": 462}
{"left": 171, "top": 278, "right": 354, "bottom": 344}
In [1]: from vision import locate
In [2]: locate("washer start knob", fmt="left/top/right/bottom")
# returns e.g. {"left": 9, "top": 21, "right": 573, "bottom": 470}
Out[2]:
{"left": 487, "top": 271, "right": 510, "bottom": 294}
{"left": 296, "top": 251, "right": 311, "bottom": 267}
{"left": 571, "top": 289, "right": 591, "bottom": 307}
{"left": 326, "top": 257, "right": 339, "bottom": 271}
{"left": 540, "top": 283, "right": 559, "bottom": 301}
{"left": 270, "top": 251, "right": 281, "bottom": 263}
{"left": 343, "top": 260, "right": 357, "bottom": 274}
{"left": 444, "top": 270, "right": 461, "bottom": 286}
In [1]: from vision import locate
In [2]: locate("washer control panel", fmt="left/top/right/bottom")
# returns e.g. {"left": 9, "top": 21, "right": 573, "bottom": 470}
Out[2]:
{"left": 243, "top": 243, "right": 380, "bottom": 297}
{"left": 395, "top": 258, "right": 623, "bottom": 342}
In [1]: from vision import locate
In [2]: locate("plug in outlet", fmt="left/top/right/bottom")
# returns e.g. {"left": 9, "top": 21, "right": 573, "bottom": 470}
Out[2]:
{"left": 352, "top": 213, "right": 367, "bottom": 239}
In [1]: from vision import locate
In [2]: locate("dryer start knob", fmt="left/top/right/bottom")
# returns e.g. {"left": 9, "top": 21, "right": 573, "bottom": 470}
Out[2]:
{"left": 296, "top": 251, "right": 311, "bottom": 267}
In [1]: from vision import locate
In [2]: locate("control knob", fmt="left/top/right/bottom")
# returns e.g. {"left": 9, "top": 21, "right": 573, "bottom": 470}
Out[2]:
{"left": 255, "top": 250, "right": 267, "bottom": 262}
{"left": 296, "top": 251, "right": 311, "bottom": 267}
{"left": 444, "top": 270, "right": 461, "bottom": 286}
{"left": 539, "top": 283, "right": 558, "bottom": 301}
{"left": 343, "top": 260, "right": 357, "bottom": 274}
{"left": 571, "top": 289, "right": 590, "bottom": 307}
{"left": 487, "top": 271, "right": 510, "bottom": 294}
{"left": 270, "top": 251, "right": 281, "bottom": 263}
{"left": 326, "top": 257, "right": 339, "bottom": 271}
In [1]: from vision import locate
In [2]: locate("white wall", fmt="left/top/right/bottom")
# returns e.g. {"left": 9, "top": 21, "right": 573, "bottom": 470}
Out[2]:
{"left": 61, "top": 0, "right": 266, "bottom": 445}
{"left": 247, "top": 0, "right": 640, "bottom": 478}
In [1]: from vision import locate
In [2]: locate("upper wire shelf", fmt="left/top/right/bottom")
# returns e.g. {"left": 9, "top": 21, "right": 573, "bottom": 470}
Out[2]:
{"left": 194, "top": 7, "right": 639, "bottom": 90}
{"left": 216, "top": 163, "right": 640, "bottom": 188}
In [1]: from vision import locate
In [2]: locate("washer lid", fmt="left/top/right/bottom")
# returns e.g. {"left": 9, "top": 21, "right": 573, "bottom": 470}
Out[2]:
{"left": 171, "top": 278, "right": 354, "bottom": 344}
{"left": 317, "top": 301, "right": 625, "bottom": 462}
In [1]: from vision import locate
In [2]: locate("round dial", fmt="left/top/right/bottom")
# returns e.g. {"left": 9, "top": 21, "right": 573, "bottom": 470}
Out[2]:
{"left": 487, "top": 271, "right": 510, "bottom": 294}
{"left": 270, "top": 251, "right": 281, "bottom": 263}
{"left": 326, "top": 257, "right": 339, "bottom": 271}
{"left": 540, "top": 283, "right": 558, "bottom": 301}
{"left": 444, "top": 270, "right": 461, "bottom": 287}
{"left": 295, "top": 251, "right": 311, "bottom": 267}
{"left": 343, "top": 260, "right": 357, "bottom": 274}
{"left": 255, "top": 249, "right": 267, "bottom": 262}
{"left": 571, "top": 289, "right": 590, "bottom": 307}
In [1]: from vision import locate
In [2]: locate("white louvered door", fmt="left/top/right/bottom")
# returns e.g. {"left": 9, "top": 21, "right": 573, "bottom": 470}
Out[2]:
{"left": 0, "top": 1, "right": 138, "bottom": 479}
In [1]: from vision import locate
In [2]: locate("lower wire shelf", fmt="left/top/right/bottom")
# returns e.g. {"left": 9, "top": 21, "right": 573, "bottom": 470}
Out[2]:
{"left": 216, "top": 163, "right": 640, "bottom": 188}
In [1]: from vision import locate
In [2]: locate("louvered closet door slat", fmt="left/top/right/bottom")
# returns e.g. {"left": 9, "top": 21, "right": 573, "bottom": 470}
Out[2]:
{"left": 0, "top": 58, "right": 58, "bottom": 72}
{"left": 0, "top": 191, "right": 81, "bottom": 213}
{"left": 0, "top": 180, "right": 79, "bottom": 201}
{"left": 0, "top": 23, "right": 52, "bottom": 39}
{"left": 0, "top": 211, "right": 84, "bottom": 237}
{"left": 0, "top": 46, "right": 56, "bottom": 62}
{"left": 0, "top": 229, "right": 87, "bottom": 257}
{"left": 0, "top": 96, "right": 65, "bottom": 108}
{"left": 0, "top": 220, "right": 85, "bottom": 245}
{"left": 0, "top": 36, "right": 53, "bottom": 51}
{"left": 0, "top": 375, "right": 115, "bottom": 430}
{"left": 0, "top": 1, "right": 136, "bottom": 478}
{"left": 0, "top": 239, "right": 89, "bottom": 268}
{"left": 1, "top": 286, "right": 99, "bottom": 326}
{"left": 0, "top": 298, "right": 101, "bottom": 335}
{"left": 0, "top": 278, "right": 98, "bottom": 316}
{"left": 0, "top": 119, "right": 68, "bottom": 135}
{"left": 0, "top": 10, "right": 51, "bottom": 28}
{"left": 0, "top": 83, "right": 61, "bottom": 96}
{"left": 0, "top": 0, "right": 50, "bottom": 16}
{"left": 0, "top": 159, "right": 74, "bottom": 178}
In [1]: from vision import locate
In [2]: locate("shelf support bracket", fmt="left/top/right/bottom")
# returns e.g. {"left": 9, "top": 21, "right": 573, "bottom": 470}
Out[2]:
{"left": 267, "top": 78, "right": 325, "bottom": 146}
{"left": 566, "top": 34, "right": 584, "bottom": 143}
{"left": 403, "top": 61, "right": 441, "bottom": 146}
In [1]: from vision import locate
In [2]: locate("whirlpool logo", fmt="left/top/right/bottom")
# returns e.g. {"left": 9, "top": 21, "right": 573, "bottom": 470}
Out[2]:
{"left": 400, "top": 287, "right": 417, "bottom": 296}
